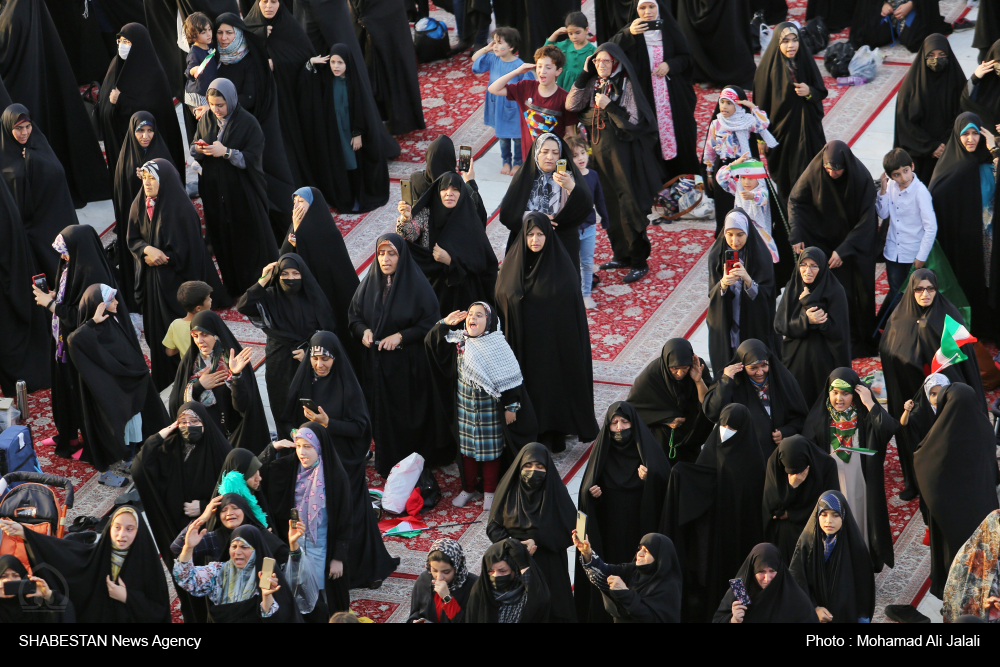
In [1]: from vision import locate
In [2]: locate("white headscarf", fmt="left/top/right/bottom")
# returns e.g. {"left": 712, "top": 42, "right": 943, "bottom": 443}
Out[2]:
{"left": 923, "top": 373, "right": 951, "bottom": 412}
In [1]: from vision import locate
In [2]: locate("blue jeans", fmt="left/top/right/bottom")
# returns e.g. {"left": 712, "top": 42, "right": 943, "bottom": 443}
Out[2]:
{"left": 499, "top": 138, "right": 522, "bottom": 167}
{"left": 884, "top": 258, "right": 912, "bottom": 310}
{"left": 579, "top": 224, "right": 597, "bottom": 296}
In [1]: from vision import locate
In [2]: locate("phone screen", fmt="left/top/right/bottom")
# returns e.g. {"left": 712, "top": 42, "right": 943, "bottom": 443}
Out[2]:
{"left": 32, "top": 274, "right": 48, "bottom": 292}
{"left": 458, "top": 145, "right": 472, "bottom": 172}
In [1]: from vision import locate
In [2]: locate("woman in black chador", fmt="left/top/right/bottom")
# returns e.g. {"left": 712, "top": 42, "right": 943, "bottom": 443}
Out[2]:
{"left": 893, "top": 34, "right": 966, "bottom": 184}
{"left": 788, "top": 141, "right": 877, "bottom": 357}
{"left": 0, "top": 104, "right": 78, "bottom": 286}
{"left": 128, "top": 158, "right": 229, "bottom": 390}
{"left": 494, "top": 212, "right": 599, "bottom": 452}
{"left": 849, "top": 0, "right": 950, "bottom": 53}
{"left": 575, "top": 401, "right": 671, "bottom": 623}
{"left": 97, "top": 22, "right": 185, "bottom": 178}
{"left": 192, "top": 77, "right": 279, "bottom": 298}
{"left": 348, "top": 234, "right": 447, "bottom": 476}
{"left": 0, "top": 0, "right": 110, "bottom": 205}
{"left": 675, "top": 0, "right": 756, "bottom": 88}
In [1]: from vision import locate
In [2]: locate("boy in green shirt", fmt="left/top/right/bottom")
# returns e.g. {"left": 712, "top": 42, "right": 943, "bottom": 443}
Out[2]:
{"left": 545, "top": 12, "right": 596, "bottom": 91}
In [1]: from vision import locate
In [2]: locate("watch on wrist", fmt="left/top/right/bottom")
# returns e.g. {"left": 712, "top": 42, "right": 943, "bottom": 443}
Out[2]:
{"left": 442, "top": 594, "right": 452, "bottom": 603}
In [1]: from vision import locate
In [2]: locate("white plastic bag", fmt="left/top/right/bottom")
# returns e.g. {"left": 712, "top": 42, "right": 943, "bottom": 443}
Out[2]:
{"left": 849, "top": 46, "right": 881, "bottom": 82}
{"left": 759, "top": 23, "right": 772, "bottom": 54}
{"left": 381, "top": 452, "right": 424, "bottom": 513}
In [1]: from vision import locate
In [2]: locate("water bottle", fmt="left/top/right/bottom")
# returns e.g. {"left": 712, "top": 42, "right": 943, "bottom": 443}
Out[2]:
{"left": 836, "top": 76, "right": 866, "bottom": 87}
{"left": 15, "top": 380, "right": 27, "bottom": 423}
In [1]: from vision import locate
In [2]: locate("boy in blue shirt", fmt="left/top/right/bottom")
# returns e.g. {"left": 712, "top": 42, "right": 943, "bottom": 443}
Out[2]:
{"left": 472, "top": 27, "right": 533, "bottom": 175}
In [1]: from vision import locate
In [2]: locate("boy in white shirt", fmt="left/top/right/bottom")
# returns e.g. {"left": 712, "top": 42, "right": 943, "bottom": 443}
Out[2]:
{"left": 877, "top": 148, "right": 937, "bottom": 313}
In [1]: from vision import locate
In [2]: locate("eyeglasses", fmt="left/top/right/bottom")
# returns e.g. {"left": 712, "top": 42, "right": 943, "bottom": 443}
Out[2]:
{"left": 593, "top": 58, "right": 615, "bottom": 65}
{"left": 913, "top": 286, "right": 936, "bottom": 294}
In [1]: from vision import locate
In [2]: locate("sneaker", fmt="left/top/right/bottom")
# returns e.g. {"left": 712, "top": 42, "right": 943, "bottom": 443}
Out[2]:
{"left": 482, "top": 492, "right": 494, "bottom": 512}
{"left": 451, "top": 490, "right": 480, "bottom": 508}
{"left": 98, "top": 471, "right": 128, "bottom": 487}
{"left": 951, "top": 17, "right": 975, "bottom": 30}
{"left": 583, "top": 295, "right": 597, "bottom": 310}
{"left": 622, "top": 267, "right": 649, "bottom": 283}
{"left": 599, "top": 259, "right": 630, "bottom": 270}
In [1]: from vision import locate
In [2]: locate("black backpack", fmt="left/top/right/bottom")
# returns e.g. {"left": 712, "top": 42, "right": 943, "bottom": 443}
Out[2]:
{"left": 416, "top": 469, "right": 440, "bottom": 511}
{"left": 801, "top": 16, "right": 829, "bottom": 55}
{"left": 824, "top": 42, "right": 856, "bottom": 77}
{"left": 414, "top": 17, "right": 451, "bottom": 64}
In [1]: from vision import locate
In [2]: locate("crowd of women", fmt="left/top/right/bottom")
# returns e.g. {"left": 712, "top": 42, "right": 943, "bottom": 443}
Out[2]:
{"left": 0, "top": 0, "right": 998, "bottom": 625}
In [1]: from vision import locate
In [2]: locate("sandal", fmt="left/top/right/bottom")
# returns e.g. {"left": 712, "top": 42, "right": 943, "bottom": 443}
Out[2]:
{"left": 67, "top": 515, "right": 100, "bottom": 533}
{"left": 98, "top": 471, "right": 128, "bottom": 487}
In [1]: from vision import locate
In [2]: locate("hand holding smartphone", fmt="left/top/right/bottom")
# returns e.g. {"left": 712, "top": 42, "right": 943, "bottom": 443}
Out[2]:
{"left": 259, "top": 556, "right": 276, "bottom": 592}
{"left": 400, "top": 179, "right": 413, "bottom": 206}
{"left": 724, "top": 249, "right": 739, "bottom": 275}
{"left": 31, "top": 273, "right": 48, "bottom": 293}
{"left": 729, "top": 578, "right": 751, "bottom": 606}
{"left": 458, "top": 145, "right": 472, "bottom": 172}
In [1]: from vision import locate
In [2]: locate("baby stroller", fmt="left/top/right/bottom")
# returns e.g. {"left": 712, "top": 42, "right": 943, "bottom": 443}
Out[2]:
{"left": 0, "top": 471, "right": 74, "bottom": 571}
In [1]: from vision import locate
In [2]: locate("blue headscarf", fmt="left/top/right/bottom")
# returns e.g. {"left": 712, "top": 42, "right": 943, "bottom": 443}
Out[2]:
{"left": 817, "top": 492, "right": 842, "bottom": 562}
{"left": 293, "top": 187, "right": 314, "bottom": 205}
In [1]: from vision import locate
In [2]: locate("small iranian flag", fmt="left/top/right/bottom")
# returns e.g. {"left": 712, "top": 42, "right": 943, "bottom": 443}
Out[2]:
{"left": 930, "top": 314, "right": 977, "bottom": 374}
{"left": 729, "top": 161, "right": 767, "bottom": 178}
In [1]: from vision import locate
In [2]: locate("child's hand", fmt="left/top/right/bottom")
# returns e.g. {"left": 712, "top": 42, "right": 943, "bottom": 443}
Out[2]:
{"left": 903, "top": 399, "right": 914, "bottom": 412}
{"left": 549, "top": 27, "right": 567, "bottom": 42}
{"left": 516, "top": 62, "right": 535, "bottom": 76}
{"left": 739, "top": 190, "right": 753, "bottom": 200}
{"left": 733, "top": 151, "right": 751, "bottom": 165}
{"left": 879, "top": 172, "right": 888, "bottom": 195}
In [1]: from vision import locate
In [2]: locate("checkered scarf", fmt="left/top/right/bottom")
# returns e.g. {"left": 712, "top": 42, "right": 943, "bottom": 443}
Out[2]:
{"left": 446, "top": 304, "right": 522, "bottom": 399}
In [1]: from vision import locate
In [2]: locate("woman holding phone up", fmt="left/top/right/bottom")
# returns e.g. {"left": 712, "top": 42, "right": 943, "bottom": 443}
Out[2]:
{"left": 706, "top": 209, "right": 779, "bottom": 375}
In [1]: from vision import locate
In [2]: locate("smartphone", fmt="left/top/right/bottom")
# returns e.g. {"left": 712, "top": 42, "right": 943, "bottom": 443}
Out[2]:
{"left": 729, "top": 578, "right": 751, "bottom": 606}
{"left": 260, "top": 557, "right": 276, "bottom": 591}
{"left": 3, "top": 580, "right": 36, "bottom": 596}
{"left": 576, "top": 510, "right": 587, "bottom": 540}
{"left": 31, "top": 273, "right": 48, "bottom": 293}
{"left": 194, "top": 139, "right": 210, "bottom": 147}
{"left": 299, "top": 398, "right": 319, "bottom": 414}
{"left": 556, "top": 159, "right": 567, "bottom": 173}
{"left": 400, "top": 179, "right": 413, "bottom": 206}
{"left": 458, "top": 145, "right": 472, "bottom": 173}
{"left": 289, "top": 508, "right": 299, "bottom": 523}
{"left": 643, "top": 19, "right": 663, "bottom": 30}
{"left": 724, "top": 248, "right": 739, "bottom": 275}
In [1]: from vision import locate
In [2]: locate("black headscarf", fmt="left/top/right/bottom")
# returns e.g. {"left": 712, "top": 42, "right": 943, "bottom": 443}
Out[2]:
{"left": 894, "top": 34, "right": 967, "bottom": 181}
{"left": 214, "top": 447, "right": 271, "bottom": 523}
{"left": 410, "top": 134, "right": 455, "bottom": 201}
{"left": 914, "top": 383, "right": 1000, "bottom": 597}
{"left": 706, "top": 209, "right": 780, "bottom": 373}
{"left": 495, "top": 213, "right": 599, "bottom": 441}
{"left": 498, "top": 133, "right": 596, "bottom": 258}
{"left": 0, "top": 104, "right": 78, "bottom": 285}
{"left": 464, "top": 538, "right": 551, "bottom": 623}
{"left": 22, "top": 506, "right": 171, "bottom": 623}
{"left": 0, "top": 0, "right": 109, "bottom": 205}
{"left": 489, "top": 442, "right": 577, "bottom": 553}
{"left": 790, "top": 490, "right": 875, "bottom": 622}
{"left": 850, "top": 0, "right": 952, "bottom": 53}
{"left": 660, "top": 403, "right": 765, "bottom": 620}
{"left": 608, "top": 0, "right": 699, "bottom": 177}
{"left": 704, "top": 338, "right": 807, "bottom": 460}
{"left": 301, "top": 42, "right": 391, "bottom": 212}
{"left": 601, "top": 533, "right": 683, "bottom": 623}
{"left": 206, "top": 524, "right": 303, "bottom": 623}
{"left": 407, "top": 172, "right": 498, "bottom": 317}
{"left": 0, "top": 169, "right": 49, "bottom": 395}
{"left": 928, "top": 113, "right": 1000, "bottom": 332}
{"left": 203, "top": 493, "right": 288, "bottom": 564}
{"left": 575, "top": 402, "right": 671, "bottom": 622}
{"left": 213, "top": 12, "right": 295, "bottom": 224}
{"left": 128, "top": 157, "right": 229, "bottom": 389}
{"left": 260, "top": 423, "right": 355, "bottom": 606}
{"left": 789, "top": 141, "right": 877, "bottom": 355}
{"left": 628, "top": 338, "right": 715, "bottom": 461}
{"left": 280, "top": 187, "right": 361, "bottom": 371}
{"left": 762, "top": 435, "right": 840, "bottom": 561}
{"left": 774, "top": 246, "right": 852, "bottom": 406}
{"left": 168, "top": 310, "right": 272, "bottom": 454}
{"left": 68, "top": 283, "right": 163, "bottom": 470}
{"left": 752, "top": 22, "right": 828, "bottom": 198}
{"left": 193, "top": 76, "right": 279, "bottom": 298}
{"left": 97, "top": 22, "right": 185, "bottom": 172}
{"left": 712, "top": 543, "right": 818, "bottom": 622}
{"left": 113, "top": 112, "right": 173, "bottom": 311}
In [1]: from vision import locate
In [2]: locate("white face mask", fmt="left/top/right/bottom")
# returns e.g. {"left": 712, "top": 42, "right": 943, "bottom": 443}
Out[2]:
{"left": 118, "top": 43, "right": 131, "bottom": 60}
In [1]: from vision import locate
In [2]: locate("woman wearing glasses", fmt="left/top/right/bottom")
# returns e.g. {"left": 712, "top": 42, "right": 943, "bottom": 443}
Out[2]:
{"left": 879, "top": 269, "right": 985, "bottom": 503}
